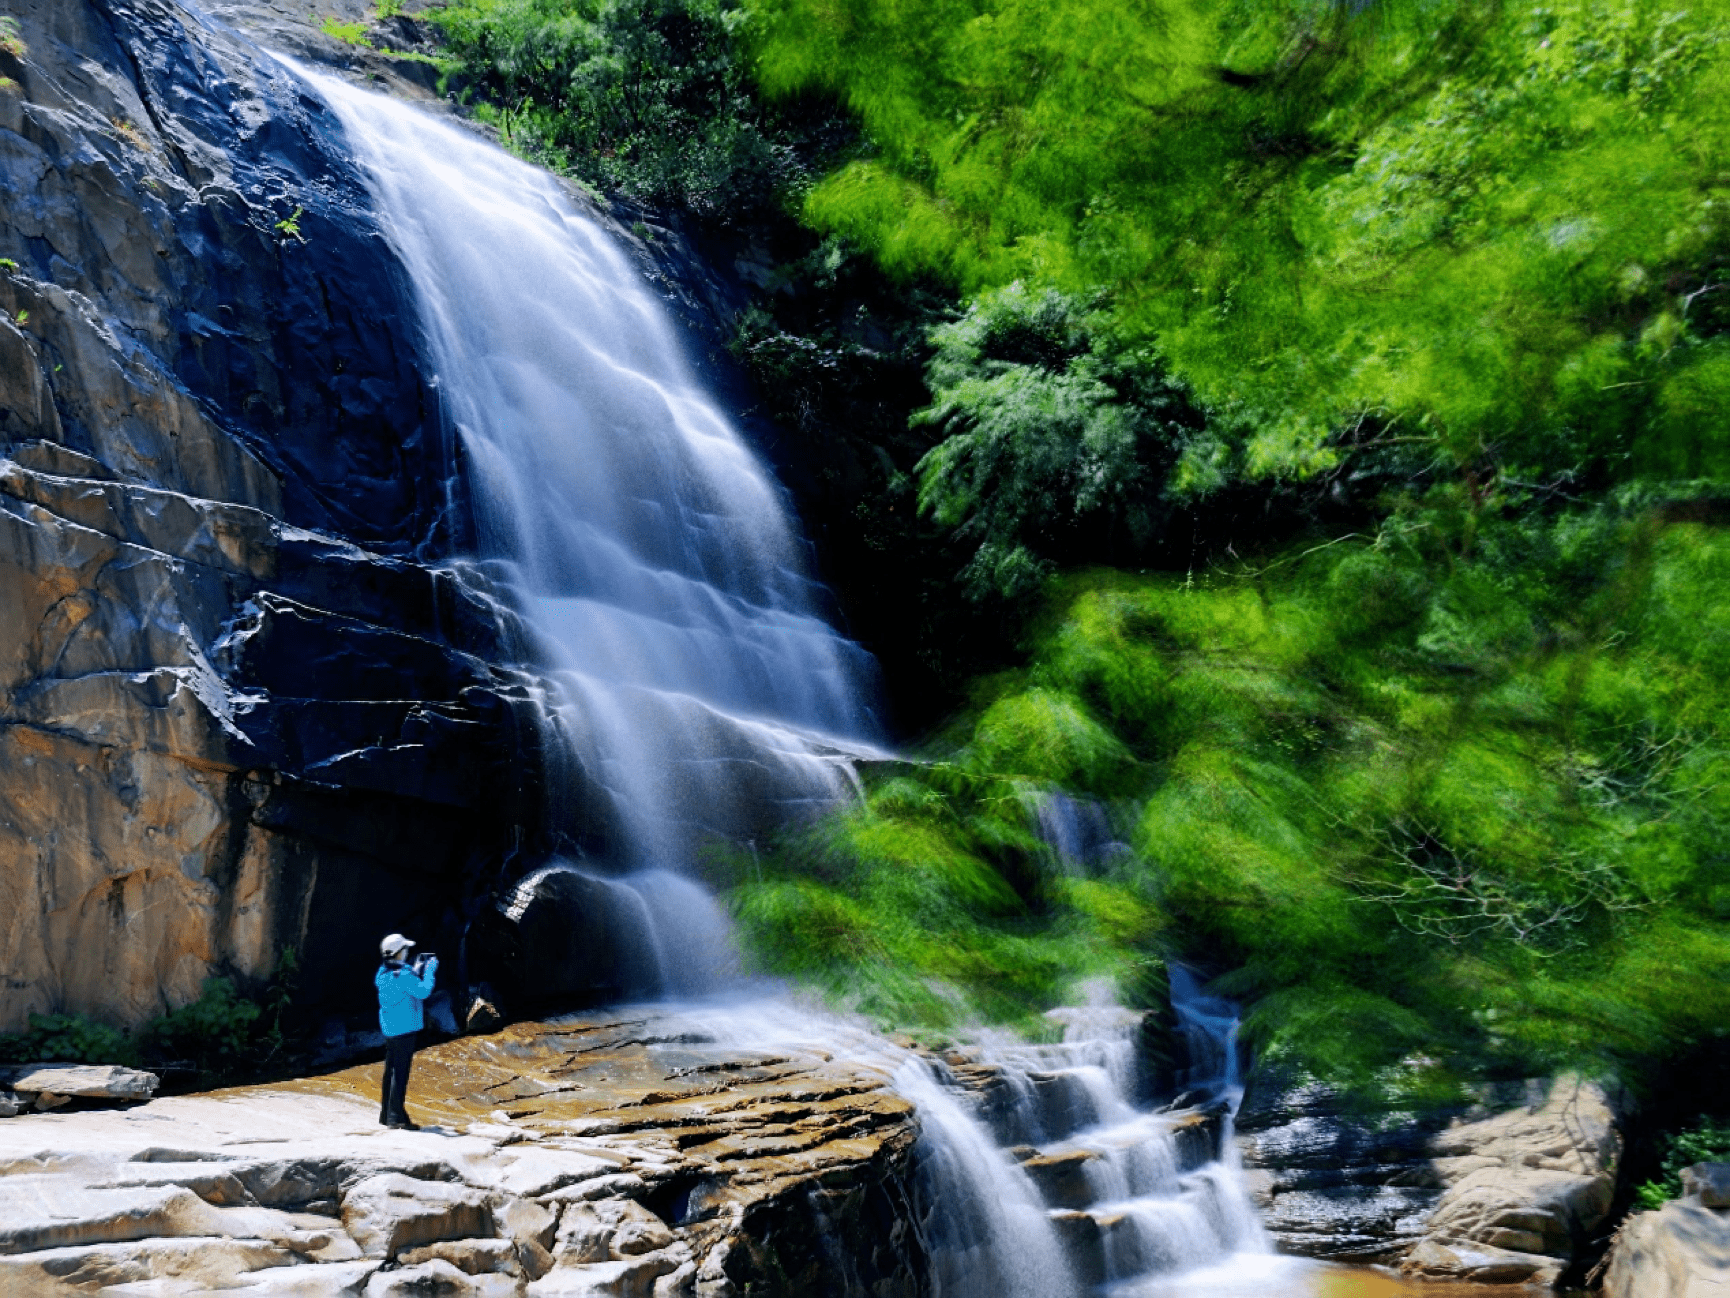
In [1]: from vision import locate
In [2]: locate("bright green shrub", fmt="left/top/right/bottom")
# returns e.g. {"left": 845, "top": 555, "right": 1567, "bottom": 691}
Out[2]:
{"left": 735, "top": 499, "right": 1730, "bottom": 1094}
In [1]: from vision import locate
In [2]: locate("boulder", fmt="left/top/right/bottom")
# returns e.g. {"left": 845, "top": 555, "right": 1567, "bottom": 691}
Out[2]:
{"left": 1601, "top": 1201, "right": 1730, "bottom": 1298}
{"left": 1685, "top": 1163, "right": 1730, "bottom": 1210}
{"left": 554, "top": 1201, "right": 675, "bottom": 1264}
{"left": 495, "top": 1196, "right": 559, "bottom": 1252}
{"left": 342, "top": 1173, "right": 494, "bottom": 1259}
{"left": 0, "top": 1063, "right": 158, "bottom": 1102}
{"left": 399, "top": 1237, "right": 523, "bottom": 1275}
{"left": 1398, "top": 1075, "right": 1621, "bottom": 1284}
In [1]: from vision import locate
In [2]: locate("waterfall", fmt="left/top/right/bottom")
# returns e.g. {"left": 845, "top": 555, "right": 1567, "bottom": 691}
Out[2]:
{"left": 294, "top": 65, "right": 883, "bottom": 881}
{"left": 283, "top": 68, "right": 1319, "bottom": 1295}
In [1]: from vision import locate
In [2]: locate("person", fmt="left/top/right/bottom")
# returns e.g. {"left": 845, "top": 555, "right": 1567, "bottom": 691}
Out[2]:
{"left": 375, "top": 933, "right": 438, "bottom": 1130}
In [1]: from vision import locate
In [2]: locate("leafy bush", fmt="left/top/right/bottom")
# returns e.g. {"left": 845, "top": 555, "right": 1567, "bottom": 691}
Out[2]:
{"left": 432, "top": 0, "right": 853, "bottom": 220}
{"left": 915, "top": 284, "right": 1207, "bottom": 602}
{"left": 1636, "top": 1117, "right": 1730, "bottom": 1208}
{"left": 750, "top": 0, "right": 1730, "bottom": 500}
{"left": 0, "top": 1013, "right": 136, "bottom": 1067}
{"left": 0, "top": 949, "right": 302, "bottom": 1088}
{"left": 734, "top": 497, "right": 1730, "bottom": 1094}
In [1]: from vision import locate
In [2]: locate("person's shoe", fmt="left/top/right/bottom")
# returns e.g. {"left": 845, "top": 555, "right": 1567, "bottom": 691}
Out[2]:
{"left": 386, "top": 1117, "right": 421, "bottom": 1131}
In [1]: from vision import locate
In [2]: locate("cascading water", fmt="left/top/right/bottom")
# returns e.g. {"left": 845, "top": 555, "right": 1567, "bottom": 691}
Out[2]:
{"left": 283, "top": 65, "right": 1343, "bottom": 1296}
{"left": 297, "top": 65, "right": 883, "bottom": 893}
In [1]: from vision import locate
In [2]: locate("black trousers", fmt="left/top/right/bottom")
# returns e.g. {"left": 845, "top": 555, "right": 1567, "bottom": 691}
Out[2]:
{"left": 381, "top": 1031, "right": 417, "bottom": 1122}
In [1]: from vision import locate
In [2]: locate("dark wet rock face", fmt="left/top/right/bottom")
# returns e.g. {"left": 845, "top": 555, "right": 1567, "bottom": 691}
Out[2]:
{"left": 0, "top": 0, "right": 563, "bottom": 1028}
{"left": 1237, "top": 1071, "right": 1624, "bottom": 1287}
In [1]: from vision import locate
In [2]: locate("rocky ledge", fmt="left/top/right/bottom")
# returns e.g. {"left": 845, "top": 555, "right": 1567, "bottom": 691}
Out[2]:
{"left": 1238, "top": 1072, "right": 1622, "bottom": 1288}
{"left": 0, "top": 1008, "right": 923, "bottom": 1296}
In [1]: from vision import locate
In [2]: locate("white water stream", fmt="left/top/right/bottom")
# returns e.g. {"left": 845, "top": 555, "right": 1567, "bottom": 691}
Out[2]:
{"left": 292, "top": 65, "right": 1328, "bottom": 1296}
{"left": 300, "top": 64, "right": 883, "bottom": 881}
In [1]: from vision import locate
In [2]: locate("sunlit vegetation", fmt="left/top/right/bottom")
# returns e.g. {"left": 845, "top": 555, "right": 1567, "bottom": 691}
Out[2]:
{"left": 733, "top": 499, "right": 1730, "bottom": 1093}
{"left": 437, "top": 0, "right": 1730, "bottom": 1105}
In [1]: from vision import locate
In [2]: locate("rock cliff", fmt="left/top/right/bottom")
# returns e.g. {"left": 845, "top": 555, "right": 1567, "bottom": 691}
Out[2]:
{"left": 0, "top": 0, "right": 584, "bottom": 1031}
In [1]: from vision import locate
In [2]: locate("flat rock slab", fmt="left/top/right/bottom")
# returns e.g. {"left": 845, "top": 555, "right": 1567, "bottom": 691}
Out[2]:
{"left": 0, "top": 1235, "right": 294, "bottom": 1291}
{"left": 0, "top": 1063, "right": 158, "bottom": 1101}
{"left": 0, "top": 1006, "right": 921, "bottom": 1296}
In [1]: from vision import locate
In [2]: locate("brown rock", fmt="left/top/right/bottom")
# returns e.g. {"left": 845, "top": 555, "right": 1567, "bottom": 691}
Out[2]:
{"left": 1020, "top": 1149, "right": 1098, "bottom": 1210}
{"left": 399, "top": 1237, "right": 522, "bottom": 1276}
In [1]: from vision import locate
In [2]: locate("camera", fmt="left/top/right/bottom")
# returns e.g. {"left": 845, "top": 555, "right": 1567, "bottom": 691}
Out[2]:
{"left": 414, "top": 951, "right": 436, "bottom": 972}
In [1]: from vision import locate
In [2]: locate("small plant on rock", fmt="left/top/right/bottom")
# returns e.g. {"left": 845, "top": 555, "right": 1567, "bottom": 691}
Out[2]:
{"left": 273, "top": 205, "right": 307, "bottom": 244}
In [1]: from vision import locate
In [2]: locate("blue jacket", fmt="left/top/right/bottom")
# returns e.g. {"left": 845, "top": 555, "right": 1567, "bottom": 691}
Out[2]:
{"left": 376, "top": 957, "right": 438, "bottom": 1038}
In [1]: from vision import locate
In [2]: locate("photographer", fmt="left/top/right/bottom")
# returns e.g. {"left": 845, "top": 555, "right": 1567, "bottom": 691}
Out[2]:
{"left": 375, "top": 933, "right": 438, "bottom": 1130}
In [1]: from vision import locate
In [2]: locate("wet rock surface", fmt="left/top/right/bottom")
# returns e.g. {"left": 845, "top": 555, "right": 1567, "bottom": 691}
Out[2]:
{"left": 1239, "top": 1073, "right": 1622, "bottom": 1287}
{"left": 0, "top": 1008, "right": 924, "bottom": 1296}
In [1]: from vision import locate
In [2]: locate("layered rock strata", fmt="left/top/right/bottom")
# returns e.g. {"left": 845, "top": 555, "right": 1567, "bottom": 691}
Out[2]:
{"left": 0, "top": 1009, "right": 925, "bottom": 1295}
{"left": 1238, "top": 1072, "right": 1622, "bottom": 1287}
{"left": 0, "top": 0, "right": 602, "bottom": 1030}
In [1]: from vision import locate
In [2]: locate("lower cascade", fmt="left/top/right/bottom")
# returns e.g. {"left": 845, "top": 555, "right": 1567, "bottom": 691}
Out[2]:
{"left": 895, "top": 974, "right": 1273, "bottom": 1298}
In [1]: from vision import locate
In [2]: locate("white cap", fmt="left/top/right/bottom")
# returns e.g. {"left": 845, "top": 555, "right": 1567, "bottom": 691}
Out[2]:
{"left": 380, "top": 933, "right": 414, "bottom": 958}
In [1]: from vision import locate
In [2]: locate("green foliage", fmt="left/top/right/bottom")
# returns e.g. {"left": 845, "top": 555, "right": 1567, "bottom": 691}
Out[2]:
{"left": 1636, "top": 1117, "right": 1730, "bottom": 1207}
{"left": 0, "top": 16, "right": 26, "bottom": 59}
{"left": 377, "top": 0, "right": 406, "bottom": 16}
{"left": 0, "top": 259, "right": 17, "bottom": 273}
{"left": 0, "top": 1013, "right": 136, "bottom": 1067}
{"left": 736, "top": 498, "right": 1730, "bottom": 1091}
{"left": 431, "top": 0, "right": 852, "bottom": 219}
{"left": 14, "top": 309, "right": 27, "bottom": 325}
{"left": 749, "top": 0, "right": 1730, "bottom": 498}
{"left": 915, "top": 283, "right": 1206, "bottom": 601}
{"left": 0, "top": 949, "right": 302, "bottom": 1088}
{"left": 729, "top": 764, "right": 1156, "bottom": 1032}
{"left": 321, "top": 17, "right": 374, "bottom": 47}
{"left": 140, "top": 979, "right": 261, "bottom": 1080}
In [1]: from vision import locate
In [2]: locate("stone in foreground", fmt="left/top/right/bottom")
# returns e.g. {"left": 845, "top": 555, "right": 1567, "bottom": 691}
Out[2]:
{"left": 0, "top": 1063, "right": 159, "bottom": 1102}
